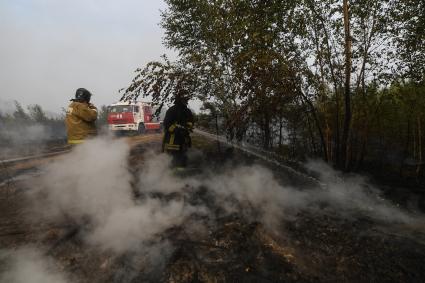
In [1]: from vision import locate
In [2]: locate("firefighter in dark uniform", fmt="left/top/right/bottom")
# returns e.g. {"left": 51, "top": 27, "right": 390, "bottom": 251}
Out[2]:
{"left": 162, "top": 94, "right": 194, "bottom": 167}
{"left": 65, "top": 88, "right": 98, "bottom": 144}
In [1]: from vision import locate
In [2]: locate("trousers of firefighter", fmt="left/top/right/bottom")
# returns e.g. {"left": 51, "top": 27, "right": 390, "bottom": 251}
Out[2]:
{"left": 163, "top": 122, "right": 193, "bottom": 167}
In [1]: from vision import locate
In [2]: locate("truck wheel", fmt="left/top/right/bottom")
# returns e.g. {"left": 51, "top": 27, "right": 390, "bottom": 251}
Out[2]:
{"left": 138, "top": 124, "right": 145, "bottom": 135}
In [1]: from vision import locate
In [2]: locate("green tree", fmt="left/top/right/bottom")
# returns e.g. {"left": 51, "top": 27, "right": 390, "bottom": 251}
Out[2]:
{"left": 13, "top": 101, "right": 30, "bottom": 122}
{"left": 124, "top": 0, "right": 424, "bottom": 177}
{"left": 28, "top": 104, "right": 48, "bottom": 123}
{"left": 390, "top": 0, "right": 425, "bottom": 81}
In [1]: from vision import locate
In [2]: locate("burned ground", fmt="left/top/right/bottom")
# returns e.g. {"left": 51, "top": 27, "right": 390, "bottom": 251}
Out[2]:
{"left": 0, "top": 134, "right": 425, "bottom": 283}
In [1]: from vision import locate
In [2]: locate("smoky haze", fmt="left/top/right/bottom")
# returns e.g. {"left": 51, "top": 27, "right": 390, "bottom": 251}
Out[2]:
{"left": 0, "top": 0, "right": 173, "bottom": 113}
{"left": 1, "top": 135, "right": 421, "bottom": 281}
{"left": 0, "top": 248, "right": 72, "bottom": 283}
{"left": 29, "top": 137, "right": 422, "bottom": 254}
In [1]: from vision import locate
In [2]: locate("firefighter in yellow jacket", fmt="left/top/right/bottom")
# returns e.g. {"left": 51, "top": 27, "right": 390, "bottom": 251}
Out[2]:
{"left": 65, "top": 88, "right": 98, "bottom": 144}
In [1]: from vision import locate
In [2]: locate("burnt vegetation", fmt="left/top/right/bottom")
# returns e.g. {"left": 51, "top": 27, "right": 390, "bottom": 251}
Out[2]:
{"left": 0, "top": 102, "right": 67, "bottom": 159}
{"left": 1, "top": 135, "right": 425, "bottom": 282}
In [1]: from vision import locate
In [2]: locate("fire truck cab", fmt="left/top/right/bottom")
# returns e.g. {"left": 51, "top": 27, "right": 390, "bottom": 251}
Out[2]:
{"left": 107, "top": 101, "right": 162, "bottom": 134}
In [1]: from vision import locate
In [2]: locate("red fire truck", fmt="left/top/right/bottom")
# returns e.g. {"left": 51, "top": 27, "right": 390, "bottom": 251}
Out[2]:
{"left": 107, "top": 101, "right": 162, "bottom": 134}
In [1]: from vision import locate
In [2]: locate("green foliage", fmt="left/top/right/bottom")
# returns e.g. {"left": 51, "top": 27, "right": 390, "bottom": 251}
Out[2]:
{"left": 122, "top": 56, "right": 203, "bottom": 116}
{"left": 13, "top": 101, "right": 30, "bottom": 122}
{"left": 390, "top": 0, "right": 425, "bottom": 81}
{"left": 0, "top": 102, "right": 66, "bottom": 144}
{"left": 125, "top": 0, "right": 425, "bottom": 177}
{"left": 28, "top": 104, "right": 48, "bottom": 123}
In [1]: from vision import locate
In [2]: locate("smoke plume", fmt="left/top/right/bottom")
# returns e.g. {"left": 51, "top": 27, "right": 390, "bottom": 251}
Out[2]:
{"left": 13, "top": 136, "right": 422, "bottom": 281}
{"left": 0, "top": 248, "right": 71, "bottom": 283}
{"left": 31, "top": 138, "right": 200, "bottom": 255}
{"left": 32, "top": 138, "right": 422, "bottom": 249}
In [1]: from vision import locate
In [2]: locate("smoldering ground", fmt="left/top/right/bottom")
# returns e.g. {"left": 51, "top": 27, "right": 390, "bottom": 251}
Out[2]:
{"left": 30, "top": 138, "right": 200, "bottom": 255}
{"left": 5, "top": 136, "right": 423, "bottom": 281}
{"left": 0, "top": 248, "right": 72, "bottom": 283}
{"left": 36, "top": 135, "right": 420, "bottom": 234}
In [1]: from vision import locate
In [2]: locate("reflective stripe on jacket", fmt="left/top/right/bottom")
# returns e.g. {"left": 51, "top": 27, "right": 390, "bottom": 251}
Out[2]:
{"left": 68, "top": 139, "right": 86, "bottom": 144}
{"left": 163, "top": 123, "right": 191, "bottom": 152}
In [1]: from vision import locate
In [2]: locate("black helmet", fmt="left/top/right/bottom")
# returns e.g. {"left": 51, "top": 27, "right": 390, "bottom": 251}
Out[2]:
{"left": 73, "top": 88, "right": 92, "bottom": 102}
{"left": 174, "top": 92, "right": 189, "bottom": 105}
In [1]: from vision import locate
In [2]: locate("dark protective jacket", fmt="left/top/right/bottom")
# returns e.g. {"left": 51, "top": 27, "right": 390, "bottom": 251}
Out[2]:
{"left": 163, "top": 102, "right": 194, "bottom": 152}
{"left": 65, "top": 101, "right": 98, "bottom": 144}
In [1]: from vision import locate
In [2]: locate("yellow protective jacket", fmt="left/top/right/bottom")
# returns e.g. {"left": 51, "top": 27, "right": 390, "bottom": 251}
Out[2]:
{"left": 65, "top": 101, "right": 98, "bottom": 144}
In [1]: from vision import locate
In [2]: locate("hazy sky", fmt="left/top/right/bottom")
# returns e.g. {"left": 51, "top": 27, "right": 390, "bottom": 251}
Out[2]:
{"left": 0, "top": 0, "right": 175, "bottom": 113}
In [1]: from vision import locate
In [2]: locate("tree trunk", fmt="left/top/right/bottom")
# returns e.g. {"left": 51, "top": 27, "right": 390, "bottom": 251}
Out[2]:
{"left": 417, "top": 116, "right": 422, "bottom": 178}
{"left": 215, "top": 114, "right": 221, "bottom": 153}
{"left": 307, "top": 115, "right": 318, "bottom": 155}
{"left": 335, "top": 90, "right": 341, "bottom": 166}
{"left": 400, "top": 119, "right": 411, "bottom": 178}
{"left": 264, "top": 111, "right": 271, "bottom": 150}
{"left": 307, "top": 1, "right": 340, "bottom": 165}
{"left": 292, "top": 121, "right": 297, "bottom": 158}
{"left": 326, "top": 124, "right": 332, "bottom": 162}
{"left": 279, "top": 114, "right": 283, "bottom": 147}
{"left": 355, "top": 139, "right": 367, "bottom": 171}
{"left": 341, "top": 0, "right": 352, "bottom": 171}
{"left": 300, "top": 93, "right": 329, "bottom": 162}
{"left": 413, "top": 120, "right": 417, "bottom": 160}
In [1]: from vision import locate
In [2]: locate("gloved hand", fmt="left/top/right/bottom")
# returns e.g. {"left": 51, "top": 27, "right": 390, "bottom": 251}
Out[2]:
{"left": 88, "top": 103, "right": 97, "bottom": 110}
{"left": 168, "top": 124, "right": 176, "bottom": 133}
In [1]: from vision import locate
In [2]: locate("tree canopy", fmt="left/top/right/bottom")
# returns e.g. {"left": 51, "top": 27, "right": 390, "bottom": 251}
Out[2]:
{"left": 122, "top": 0, "right": 424, "bottom": 175}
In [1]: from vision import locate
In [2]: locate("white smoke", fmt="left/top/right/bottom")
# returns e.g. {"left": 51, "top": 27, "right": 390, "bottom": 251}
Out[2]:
{"left": 137, "top": 151, "right": 197, "bottom": 194}
{"left": 203, "top": 165, "right": 308, "bottom": 228}
{"left": 33, "top": 138, "right": 133, "bottom": 224}
{"left": 31, "top": 138, "right": 421, "bottom": 252}
{"left": 304, "top": 160, "right": 417, "bottom": 223}
{"left": 0, "top": 124, "right": 51, "bottom": 159}
{"left": 3, "top": 124, "right": 49, "bottom": 142}
{"left": 0, "top": 248, "right": 71, "bottom": 283}
{"left": 202, "top": 160, "right": 419, "bottom": 229}
{"left": 88, "top": 198, "right": 187, "bottom": 253}
{"left": 31, "top": 137, "right": 201, "bottom": 255}
{"left": 14, "top": 136, "right": 422, "bottom": 281}
{"left": 0, "top": 99, "right": 15, "bottom": 115}
{"left": 135, "top": 153, "right": 421, "bottom": 233}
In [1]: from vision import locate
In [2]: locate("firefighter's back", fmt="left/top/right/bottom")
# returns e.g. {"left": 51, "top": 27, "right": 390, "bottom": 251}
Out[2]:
{"left": 66, "top": 101, "right": 98, "bottom": 144}
{"left": 162, "top": 101, "right": 194, "bottom": 167}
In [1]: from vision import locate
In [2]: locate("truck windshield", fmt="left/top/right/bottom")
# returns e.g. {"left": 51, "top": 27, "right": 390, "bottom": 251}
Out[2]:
{"left": 109, "top": 105, "right": 134, "bottom": 113}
